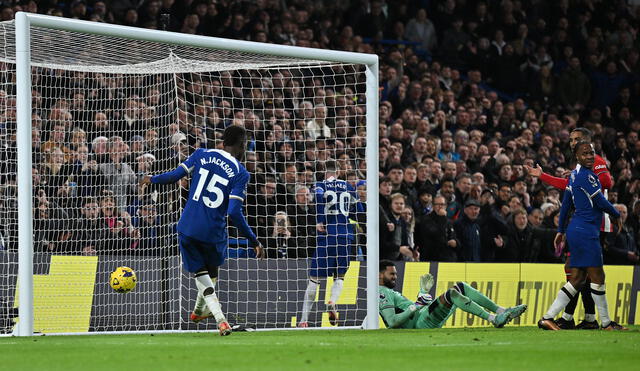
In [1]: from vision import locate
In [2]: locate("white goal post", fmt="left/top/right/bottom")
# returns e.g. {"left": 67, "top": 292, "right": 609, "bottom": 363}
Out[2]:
{"left": 9, "top": 12, "right": 378, "bottom": 336}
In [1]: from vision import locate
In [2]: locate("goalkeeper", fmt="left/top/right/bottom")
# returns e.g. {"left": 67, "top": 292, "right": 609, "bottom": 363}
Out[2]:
{"left": 378, "top": 260, "right": 527, "bottom": 329}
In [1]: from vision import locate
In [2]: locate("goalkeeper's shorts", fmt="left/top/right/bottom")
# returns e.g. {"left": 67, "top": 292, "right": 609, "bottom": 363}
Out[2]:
{"left": 178, "top": 233, "right": 226, "bottom": 272}
{"left": 308, "top": 236, "right": 353, "bottom": 277}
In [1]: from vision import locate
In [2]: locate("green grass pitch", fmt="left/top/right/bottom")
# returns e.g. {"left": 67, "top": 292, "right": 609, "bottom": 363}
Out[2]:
{"left": 2, "top": 327, "right": 639, "bottom": 370}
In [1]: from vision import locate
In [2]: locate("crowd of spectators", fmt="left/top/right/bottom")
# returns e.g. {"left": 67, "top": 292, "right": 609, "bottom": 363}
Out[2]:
{"left": 0, "top": 0, "right": 637, "bottom": 265}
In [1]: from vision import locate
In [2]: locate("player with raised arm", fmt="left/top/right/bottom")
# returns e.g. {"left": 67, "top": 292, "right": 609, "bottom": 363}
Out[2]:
{"left": 525, "top": 127, "right": 611, "bottom": 329}
{"left": 378, "top": 260, "right": 527, "bottom": 329}
{"left": 140, "top": 125, "right": 264, "bottom": 336}
{"left": 298, "top": 161, "right": 357, "bottom": 328}
{"left": 538, "top": 141, "right": 626, "bottom": 331}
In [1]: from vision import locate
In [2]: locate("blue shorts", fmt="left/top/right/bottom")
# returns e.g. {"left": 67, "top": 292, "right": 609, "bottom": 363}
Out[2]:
{"left": 178, "top": 233, "right": 227, "bottom": 273}
{"left": 309, "top": 236, "right": 353, "bottom": 278}
{"left": 566, "top": 227, "right": 603, "bottom": 268}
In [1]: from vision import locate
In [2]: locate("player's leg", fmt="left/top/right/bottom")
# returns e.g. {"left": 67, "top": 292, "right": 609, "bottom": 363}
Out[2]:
{"left": 326, "top": 238, "right": 353, "bottom": 326}
{"left": 539, "top": 267, "right": 586, "bottom": 330}
{"left": 179, "top": 234, "right": 230, "bottom": 335}
{"left": 445, "top": 288, "right": 511, "bottom": 327}
{"left": 452, "top": 282, "right": 527, "bottom": 324}
{"left": 300, "top": 276, "right": 320, "bottom": 328}
{"left": 414, "top": 298, "right": 455, "bottom": 329}
{"left": 558, "top": 255, "right": 578, "bottom": 329}
{"left": 300, "top": 237, "right": 328, "bottom": 327}
{"left": 575, "top": 276, "right": 598, "bottom": 329}
{"left": 587, "top": 266, "right": 628, "bottom": 330}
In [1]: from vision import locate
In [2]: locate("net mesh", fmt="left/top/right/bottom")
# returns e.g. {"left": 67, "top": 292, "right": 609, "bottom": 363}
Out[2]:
{"left": 0, "top": 20, "right": 369, "bottom": 333}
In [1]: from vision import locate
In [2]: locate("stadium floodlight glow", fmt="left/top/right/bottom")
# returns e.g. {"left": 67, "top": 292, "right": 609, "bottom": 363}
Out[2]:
{"left": 8, "top": 12, "right": 378, "bottom": 336}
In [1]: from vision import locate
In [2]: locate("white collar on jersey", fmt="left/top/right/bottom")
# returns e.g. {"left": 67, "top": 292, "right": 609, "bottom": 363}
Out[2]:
{"left": 206, "top": 148, "right": 240, "bottom": 172}
{"left": 575, "top": 164, "right": 582, "bottom": 173}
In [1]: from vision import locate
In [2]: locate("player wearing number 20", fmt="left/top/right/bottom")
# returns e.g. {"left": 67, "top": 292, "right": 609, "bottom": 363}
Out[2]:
{"left": 299, "top": 161, "right": 357, "bottom": 328}
{"left": 141, "top": 126, "right": 264, "bottom": 336}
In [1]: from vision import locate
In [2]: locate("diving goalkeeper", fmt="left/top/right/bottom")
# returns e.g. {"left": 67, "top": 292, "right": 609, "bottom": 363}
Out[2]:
{"left": 378, "top": 260, "right": 527, "bottom": 329}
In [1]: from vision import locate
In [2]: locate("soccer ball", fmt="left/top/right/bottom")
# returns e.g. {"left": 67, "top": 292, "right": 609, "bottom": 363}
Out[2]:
{"left": 109, "top": 266, "right": 137, "bottom": 293}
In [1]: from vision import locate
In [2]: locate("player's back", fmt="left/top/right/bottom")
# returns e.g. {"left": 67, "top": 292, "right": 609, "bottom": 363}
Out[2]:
{"left": 179, "top": 148, "right": 248, "bottom": 245}
{"left": 315, "top": 177, "right": 356, "bottom": 240}
{"left": 568, "top": 167, "right": 603, "bottom": 235}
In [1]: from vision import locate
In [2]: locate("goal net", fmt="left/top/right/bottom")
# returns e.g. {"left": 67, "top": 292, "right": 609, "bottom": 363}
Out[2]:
{"left": 0, "top": 14, "right": 378, "bottom": 335}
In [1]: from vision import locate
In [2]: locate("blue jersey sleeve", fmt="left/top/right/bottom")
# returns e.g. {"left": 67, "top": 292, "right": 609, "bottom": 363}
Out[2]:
{"left": 229, "top": 168, "right": 249, "bottom": 201}
{"left": 558, "top": 186, "right": 573, "bottom": 233}
{"left": 179, "top": 148, "right": 203, "bottom": 175}
{"left": 315, "top": 182, "right": 327, "bottom": 226}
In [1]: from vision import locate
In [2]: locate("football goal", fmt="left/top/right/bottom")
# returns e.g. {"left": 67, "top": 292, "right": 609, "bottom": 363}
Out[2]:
{"left": 0, "top": 12, "right": 378, "bottom": 336}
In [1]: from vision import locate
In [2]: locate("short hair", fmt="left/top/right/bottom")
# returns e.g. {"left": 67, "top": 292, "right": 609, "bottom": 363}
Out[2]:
{"left": 223, "top": 125, "right": 246, "bottom": 147}
{"left": 512, "top": 208, "right": 528, "bottom": 218}
{"left": 379, "top": 259, "right": 396, "bottom": 273}
{"left": 571, "top": 127, "right": 592, "bottom": 140}
{"left": 390, "top": 193, "right": 406, "bottom": 202}
{"left": 573, "top": 140, "right": 592, "bottom": 154}
{"left": 387, "top": 163, "right": 404, "bottom": 173}
{"left": 325, "top": 160, "right": 338, "bottom": 172}
{"left": 380, "top": 176, "right": 392, "bottom": 185}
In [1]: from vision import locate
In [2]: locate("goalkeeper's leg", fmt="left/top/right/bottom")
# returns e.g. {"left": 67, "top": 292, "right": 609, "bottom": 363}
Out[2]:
{"left": 453, "top": 282, "right": 505, "bottom": 314}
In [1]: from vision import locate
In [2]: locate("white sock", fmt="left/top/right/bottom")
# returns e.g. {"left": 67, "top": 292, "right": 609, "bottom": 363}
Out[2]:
{"left": 584, "top": 313, "right": 596, "bottom": 322}
{"left": 562, "top": 312, "right": 573, "bottom": 321}
{"left": 193, "top": 277, "right": 216, "bottom": 315}
{"left": 544, "top": 282, "right": 577, "bottom": 319}
{"left": 301, "top": 279, "right": 318, "bottom": 323}
{"left": 488, "top": 313, "right": 496, "bottom": 323}
{"left": 195, "top": 274, "right": 225, "bottom": 323}
{"left": 329, "top": 278, "right": 344, "bottom": 304}
{"left": 590, "top": 283, "right": 611, "bottom": 326}
{"left": 496, "top": 306, "right": 506, "bottom": 314}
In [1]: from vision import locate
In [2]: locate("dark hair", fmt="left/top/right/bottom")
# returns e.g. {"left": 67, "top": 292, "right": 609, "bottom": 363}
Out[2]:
{"left": 387, "top": 163, "right": 404, "bottom": 173}
{"left": 223, "top": 125, "right": 246, "bottom": 147}
{"left": 379, "top": 259, "right": 396, "bottom": 273}
{"left": 325, "top": 160, "right": 338, "bottom": 172}
{"left": 379, "top": 176, "right": 392, "bottom": 185}
{"left": 573, "top": 140, "right": 592, "bottom": 154}
{"left": 571, "top": 127, "right": 592, "bottom": 141}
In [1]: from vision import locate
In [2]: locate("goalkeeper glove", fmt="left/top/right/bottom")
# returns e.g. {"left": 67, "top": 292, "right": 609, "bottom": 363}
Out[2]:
{"left": 419, "top": 273, "right": 435, "bottom": 294}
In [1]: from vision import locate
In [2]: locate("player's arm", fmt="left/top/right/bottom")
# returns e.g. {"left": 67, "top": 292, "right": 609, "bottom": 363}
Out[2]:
{"left": 593, "top": 160, "right": 613, "bottom": 189}
{"left": 314, "top": 184, "right": 327, "bottom": 233}
{"left": 227, "top": 170, "right": 263, "bottom": 257}
{"left": 379, "top": 305, "right": 417, "bottom": 329}
{"left": 557, "top": 187, "right": 573, "bottom": 234}
{"left": 525, "top": 164, "right": 568, "bottom": 189}
{"left": 539, "top": 172, "right": 568, "bottom": 190}
{"left": 591, "top": 190, "right": 620, "bottom": 218}
{"left": 554, "top": 188, "right": 573, "bottom": 255}
{"left": 143, "top": 149, "right": 201, "bottom": 185}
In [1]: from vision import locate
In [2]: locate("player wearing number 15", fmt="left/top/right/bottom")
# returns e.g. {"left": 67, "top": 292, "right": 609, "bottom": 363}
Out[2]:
{"left": 140, "top": 126, "right": 264, "bottom": 336}
{"left": 299, "top": 161, "right": 357, "bottom": 328}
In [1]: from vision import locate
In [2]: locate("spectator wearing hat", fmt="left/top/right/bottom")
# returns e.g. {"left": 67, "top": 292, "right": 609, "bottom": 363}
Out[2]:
{"left": 454, "top": 198, "right": 483, "bottom": 262}
{"left": 414, "top": 183, "right": 434, "bottom": 218}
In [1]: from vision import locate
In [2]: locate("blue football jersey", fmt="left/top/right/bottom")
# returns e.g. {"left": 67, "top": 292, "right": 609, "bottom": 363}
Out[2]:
{"left": 315, "top": 177, "right": 357, "bottom": 240}
{"left": 178, "top": 148, "right": 249, "bottom": 245}
{"left": 567, "top": 165, "right": 605, "bottom": 235}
